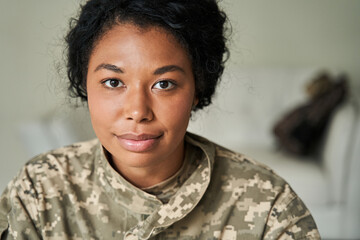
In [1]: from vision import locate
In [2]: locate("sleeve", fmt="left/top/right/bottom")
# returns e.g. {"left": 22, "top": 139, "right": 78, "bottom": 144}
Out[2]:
{"left": 262, "top": 184, "right": 321, "bottom": 240}
{"left": 0, "top": 178, "right": 42, "bottom": 240}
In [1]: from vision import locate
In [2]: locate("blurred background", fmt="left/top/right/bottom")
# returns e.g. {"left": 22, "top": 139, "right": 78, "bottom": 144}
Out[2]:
{"left": 1, "top": 0, "right": 359, "bottom": 239}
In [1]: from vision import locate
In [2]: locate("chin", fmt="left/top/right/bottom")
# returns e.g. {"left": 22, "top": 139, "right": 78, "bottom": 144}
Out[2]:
{"left": 114, "top": 150, "right": 166, "bottom": 169}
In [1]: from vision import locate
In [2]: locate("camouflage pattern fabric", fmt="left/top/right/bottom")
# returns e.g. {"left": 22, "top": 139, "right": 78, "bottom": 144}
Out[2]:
{"left": 0, "top": 132, "right": 320, "bottom": 239}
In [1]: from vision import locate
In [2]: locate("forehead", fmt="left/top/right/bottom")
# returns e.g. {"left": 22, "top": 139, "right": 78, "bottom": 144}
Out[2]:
{"left": 88, "top": 23, "right": 191, "bottom": 69}
{"left": 93, "top": 23, "right": 185, "bottom": 55}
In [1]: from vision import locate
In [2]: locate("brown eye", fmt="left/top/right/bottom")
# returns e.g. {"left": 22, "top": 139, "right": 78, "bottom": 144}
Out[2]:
{"left": 153, "top": 80, "right": 175, "bottom": 90}
{"left": 159, "top": 81, "right": 169, "bottom": 88}
{"left": 104, "top": 79, "right": 124, "bottom": 88}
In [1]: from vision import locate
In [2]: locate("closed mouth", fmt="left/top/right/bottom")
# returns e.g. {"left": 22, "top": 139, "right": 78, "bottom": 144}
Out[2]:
{"left": 115, "top": 133, "right": 163, "bottom": 152}
{"left": 117, "top": 133, "right": 163, "bottom": 141}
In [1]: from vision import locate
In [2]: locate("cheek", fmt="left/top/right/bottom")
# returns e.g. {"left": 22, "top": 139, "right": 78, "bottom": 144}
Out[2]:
{"left": 159, "top": 95, "right": 194, "bottom": 130}
{"left": 87, "top": 90, "right": 119, "bottom": 130}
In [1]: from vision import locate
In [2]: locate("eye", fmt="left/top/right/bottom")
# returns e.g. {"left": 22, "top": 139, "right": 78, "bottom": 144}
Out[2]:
{"left": 153, "top": 80, "right": 175, "bottom": 90}
{"left": 103, "top": 79, "right": 124, "bottom": 88}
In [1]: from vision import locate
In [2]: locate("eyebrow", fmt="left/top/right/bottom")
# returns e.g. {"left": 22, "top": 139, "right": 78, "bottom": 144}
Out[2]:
{"left": 153, "top": 65, "right": 185, "bottom": 75}
{"left": 94, "top": 63, "right": 124, "bottom": 73}
{"left": 94, "top": 63, "right": 185, "bottom": 75}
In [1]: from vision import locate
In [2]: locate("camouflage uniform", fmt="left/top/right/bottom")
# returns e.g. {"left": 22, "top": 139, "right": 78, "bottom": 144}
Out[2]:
{"left": 0, "top": 132, "right": 320, "bottom": 239}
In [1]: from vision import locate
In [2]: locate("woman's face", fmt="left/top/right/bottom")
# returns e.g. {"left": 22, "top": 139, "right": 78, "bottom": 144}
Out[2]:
{"left": 86, "top": 24, "right": 196, "bottom": 177}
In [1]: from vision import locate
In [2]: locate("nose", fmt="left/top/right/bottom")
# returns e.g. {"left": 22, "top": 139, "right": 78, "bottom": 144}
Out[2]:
{"left": 123, "top": 87, "right": 154, "bottom": 123}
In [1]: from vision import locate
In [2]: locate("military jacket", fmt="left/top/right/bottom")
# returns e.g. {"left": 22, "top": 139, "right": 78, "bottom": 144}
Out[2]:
{"left": 0, "top": 132, "right": 320, "bottom": 239}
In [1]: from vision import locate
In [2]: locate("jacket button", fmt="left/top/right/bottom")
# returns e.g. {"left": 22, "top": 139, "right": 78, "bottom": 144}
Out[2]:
{"left": 124, "top": 232, "right": 138, "bottom": 240}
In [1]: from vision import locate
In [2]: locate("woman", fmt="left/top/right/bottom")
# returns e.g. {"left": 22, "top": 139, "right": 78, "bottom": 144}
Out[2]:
{"left": 0, "top": 0, "right": 320, "bottom": 239}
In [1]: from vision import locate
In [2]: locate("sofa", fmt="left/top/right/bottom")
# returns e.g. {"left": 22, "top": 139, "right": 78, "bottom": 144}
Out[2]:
{"left": 188, "top": 67, "right": 360, "bottom": 239}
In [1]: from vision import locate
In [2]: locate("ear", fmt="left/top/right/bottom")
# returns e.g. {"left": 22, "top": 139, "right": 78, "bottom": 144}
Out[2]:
{"left": 193, "top": 94, "right": 199, "bottom": 105}
{"left": 192, "top": 97, "right": 199, "bottom": 109}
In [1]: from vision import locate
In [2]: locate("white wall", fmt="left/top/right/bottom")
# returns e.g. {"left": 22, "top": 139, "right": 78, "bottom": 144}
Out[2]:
{"left": 0, "top": 0, "right": 81, "bottom": 189}
{"left": 223, "top": 0, "right": 360, "bottom": 87}
{"left": 1, "top": 0, "right": 359, "bottom": 198}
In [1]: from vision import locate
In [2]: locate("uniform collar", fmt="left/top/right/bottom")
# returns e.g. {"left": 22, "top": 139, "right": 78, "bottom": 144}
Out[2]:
{"left": 95, "top": 132, "right": 215, "bottom": 239}
{"left": 95, "top": 143, "right": 161, "bottom": 215}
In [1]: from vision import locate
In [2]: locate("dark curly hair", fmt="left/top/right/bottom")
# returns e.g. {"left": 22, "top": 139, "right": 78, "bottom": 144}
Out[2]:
{"left": 66, "top": 0, "right": 229, "bottom": 110}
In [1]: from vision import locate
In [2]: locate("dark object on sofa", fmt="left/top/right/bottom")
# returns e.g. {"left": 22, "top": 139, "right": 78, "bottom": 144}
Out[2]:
{"left": 273, "top": 72, "right": 348, "bottom": 156}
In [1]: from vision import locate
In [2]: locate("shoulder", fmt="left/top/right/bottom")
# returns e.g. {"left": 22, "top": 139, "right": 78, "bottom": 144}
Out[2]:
{"left": 24, "top": 138, "right": 99, "bottom": 176}
{"left": 186, "top": 132, "right": 286, "bottom": 189}
{"left": 215, "top": 144, "right": 274, "bottom": 171}
{"left": 27, "top": 138, "right": 99, "bottom": 164}
{"left": 211, "top": 143, "right": 291, "bottom": 205}
{"left": 0, "top": 140, "right": 100, "bottom": 238}
{"left": 215, "top": 144, "right": 281, "bottom": 178}
{"left": 4, "top": 139, "right": 100, "bottom": 200}
{"left": 210, "top": 142, "right": 288, "bottom": 192}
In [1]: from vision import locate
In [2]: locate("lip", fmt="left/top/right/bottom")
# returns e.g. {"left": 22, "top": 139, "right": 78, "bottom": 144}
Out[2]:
{"left": 116, "top": 133, "right": 163, "bottom": 152}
